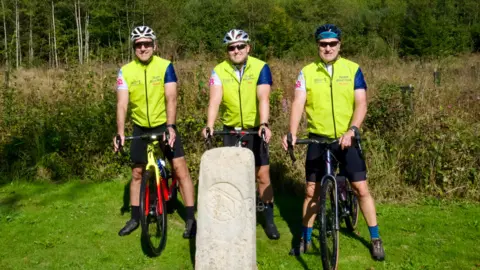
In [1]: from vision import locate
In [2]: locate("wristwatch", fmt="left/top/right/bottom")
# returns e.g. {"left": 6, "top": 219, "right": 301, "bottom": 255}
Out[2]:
{"left": 260, "top": 122, "right": 269, "bottom": 128}
{"left": 349, "top": 125, "right": 359, "bottom": 135}
{"left": 166, "top": 124, "right": 176, "bottom": 129}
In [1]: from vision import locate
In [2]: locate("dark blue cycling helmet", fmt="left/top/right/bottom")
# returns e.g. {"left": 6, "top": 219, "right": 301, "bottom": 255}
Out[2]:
{"left": 315, "top": 24, "right": 342, "bottom": 41}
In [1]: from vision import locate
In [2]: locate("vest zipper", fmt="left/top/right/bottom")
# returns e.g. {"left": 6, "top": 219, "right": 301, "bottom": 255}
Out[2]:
{"left": 329, "top": 65, "right": 338, "bottom": 139}
{"left": 238, "top": 65, "right": 245, "bottom": 129}
{"left": 144, "top": 69, "right": 151, "bottom": 128}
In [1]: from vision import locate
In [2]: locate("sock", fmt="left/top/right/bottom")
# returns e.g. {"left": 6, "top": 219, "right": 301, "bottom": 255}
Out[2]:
{"left": 302, "top": 226, "right": 313, "bottom": 242}
{"left": 131, "top": 206, "right": 140, "bottom": 221}
{"left": 264, "top": 203, "right": 274, "bottom": 224}
{"left": 368, "top": 225, "right": 380, "bottom": 239}
{"left": 185, "top": 206, "right": 195, "bottom": 221}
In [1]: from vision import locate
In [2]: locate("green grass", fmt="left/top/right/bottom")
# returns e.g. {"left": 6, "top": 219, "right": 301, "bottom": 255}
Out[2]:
{"left": 1, "top": 180, "right": 479, "bottom": 270}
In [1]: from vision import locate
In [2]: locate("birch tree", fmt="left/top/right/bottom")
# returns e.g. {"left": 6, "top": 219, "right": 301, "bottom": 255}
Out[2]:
{"left": 15, "top": 0, "right": 20, "bottom": 68}
{"left": 51, "top": 0, "right": 57, "bottom": 68}
{"left": 1, "top": 0, "right": 7, "bottom": 68}
{"left": 84, "top": 8, "right": 89, "bottom": 63}
{"left": 74, "top": 0, "right": 83, "bottom": 64}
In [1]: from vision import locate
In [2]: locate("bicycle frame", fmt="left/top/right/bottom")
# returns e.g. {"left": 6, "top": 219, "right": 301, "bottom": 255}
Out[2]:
{"left": 319, "top": 147, "right": 340, "bottom": 231}
{"left": 287, "top": 134, "right": 341, "bottom": 230}
{"left": 144, "top": 140, "right": 167, "bottom": 216}
{"left": 121, "top": 133, "right": 172, "bottom": 216}
{"left": 205, "top": 127, "right": 267, "bottom": 212}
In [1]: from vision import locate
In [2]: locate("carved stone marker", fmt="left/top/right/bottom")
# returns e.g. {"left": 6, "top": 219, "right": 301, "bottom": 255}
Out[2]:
{"left": 195, "top": 147, "right": 256, "bottom": 270}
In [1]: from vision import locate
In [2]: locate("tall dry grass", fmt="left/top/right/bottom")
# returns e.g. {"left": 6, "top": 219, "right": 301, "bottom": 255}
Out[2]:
{"left": 0, "top": 54, "right": 479, "bottom": 201}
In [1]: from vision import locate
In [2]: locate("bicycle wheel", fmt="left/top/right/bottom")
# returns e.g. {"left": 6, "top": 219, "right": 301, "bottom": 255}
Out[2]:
{"left": 319, "top": 178, "right": 339, "bottom": 270}
{"left": 344, "top": 181, "right": 359, "bottom": 231}
{"left": 139, "top": 169, "right": 167, "bottom": 257}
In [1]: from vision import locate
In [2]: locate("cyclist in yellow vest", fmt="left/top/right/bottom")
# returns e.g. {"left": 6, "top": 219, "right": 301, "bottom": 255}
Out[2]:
{"left": 282, "top": 24, "right": 385, "bottom": 260}
{"left": 201, "top": 29, "right": 280, "bottom": 240}
{"left": 113, "top": 26, "right": 196, "bottom": 239}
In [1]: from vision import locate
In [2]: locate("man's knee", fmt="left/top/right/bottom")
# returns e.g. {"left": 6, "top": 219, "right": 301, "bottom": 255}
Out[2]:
{"left": 305, "top": 183, "right": 317, "bottom": 199}
{"left": 351, "top": 181, "right": 370, "bottom": 198}
{"left": 132, "top": 167, "right": 143, "bottom": 182}
{"left": 172, "top": 157, "right": 190, "bottom": 180}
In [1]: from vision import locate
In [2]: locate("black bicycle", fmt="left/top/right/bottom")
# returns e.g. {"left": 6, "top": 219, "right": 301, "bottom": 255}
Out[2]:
{"left": 205, "top": 127, "right": 268, "bottom": 212}
{"left": 287, "top": 133, "right": 359, "bottom": 270}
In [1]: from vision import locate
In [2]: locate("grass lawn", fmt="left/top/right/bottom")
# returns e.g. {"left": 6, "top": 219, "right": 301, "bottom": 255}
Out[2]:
{"left": 0, "top": 180, "right": 479, "bottom": 270}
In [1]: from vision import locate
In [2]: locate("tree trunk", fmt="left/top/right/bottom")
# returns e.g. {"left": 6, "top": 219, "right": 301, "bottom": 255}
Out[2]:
{"left": 118, "top": 28, "right": 124, "bottom": 63}
{"left": 15, "top": 0, "right": 20, "bottom": 68}
{"left": 29, "top": 10, "right": 33, "bottom": 66}
{"left": 48, "top": 31, "right": 51, "bottom": 67}
{"left": 1, "top": 0, "right": 7, "bottom": 68}
{"left": 84, "top": 9, "right": 89, "bottom": 64}
{"left": 74, "top": 0, "right": 83, "bottom": 64}
{"left": 125, "top": 0, "right": 130, "bottom": 62}
{"left": 52, "top": 0, "right": 58, "bottom": 68}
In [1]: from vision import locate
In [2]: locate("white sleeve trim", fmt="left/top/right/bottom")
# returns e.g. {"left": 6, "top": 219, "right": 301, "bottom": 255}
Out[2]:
{"left": 209, "top": 70, "right": 222, "bottom": 86}
{"left": 116, "top": 70, "right": 128, "bottom": 91}
{"left": 294, "top": 71, "right": 306, "bottom": 92}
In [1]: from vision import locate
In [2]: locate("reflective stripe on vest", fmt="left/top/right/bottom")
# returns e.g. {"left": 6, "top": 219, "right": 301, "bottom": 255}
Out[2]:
{"left": 121, "top": 56, "right": 170, "bottom": 128}
{"left": 303, "top": 57, "right": 358, "bottom": 138}
{"left": 214, "top": 56, "right": 265, "bottom": 128}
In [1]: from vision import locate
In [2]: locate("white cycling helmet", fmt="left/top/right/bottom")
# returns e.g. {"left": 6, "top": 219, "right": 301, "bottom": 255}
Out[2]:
{"left": 223, "top": 29, "right": 250, "bottom": 45}
{"left": 131, "top": 26, "right": 157, "bottom": 42}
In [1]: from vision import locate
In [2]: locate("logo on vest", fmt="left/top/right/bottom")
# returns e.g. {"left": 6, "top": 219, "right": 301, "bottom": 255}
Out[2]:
{"left": 243, "top": 74, "right": 255, "bottom": 82}
{"left": 314, "top": 78, "right": 327, "bottom": 84}
{"left": 150, "top": 76, "right": 163, "bottom": 86}
{"left": 130, "top": 80, "right": 141, "bottom": 86}
{"left": 336, "top": 75, "right": 352, "bottom": 86}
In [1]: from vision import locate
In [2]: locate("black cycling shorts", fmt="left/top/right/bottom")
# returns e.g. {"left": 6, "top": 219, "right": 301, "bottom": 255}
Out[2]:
{"left": 222, "top": 125, "right": 269, "bottom": 167}
{"left": 130, "top": 124, "right": 185, "bottom": 165}
{"left": 305, "top": 134, "right": 367, "bottom": 183}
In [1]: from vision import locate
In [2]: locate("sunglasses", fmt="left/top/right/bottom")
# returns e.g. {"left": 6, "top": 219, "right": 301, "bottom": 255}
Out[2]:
{"left": 318, "top": 41, "right": 340, "bottom": 48}
{"left": 227, "top": 44, "right": 247, "bottom": 52}
{"left": 134, "top": 41, "right": 154, "bottom": 49}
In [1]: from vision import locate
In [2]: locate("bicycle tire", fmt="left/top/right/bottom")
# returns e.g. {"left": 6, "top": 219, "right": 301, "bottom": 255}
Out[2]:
{"left": 319, "top": 178, "right": 339, "bottom": 270}
{"left": 139, "top": 168, "right": 167, "bottom": 257}
{"left": 344, "top": 181, "right": 359, "bottom": 231}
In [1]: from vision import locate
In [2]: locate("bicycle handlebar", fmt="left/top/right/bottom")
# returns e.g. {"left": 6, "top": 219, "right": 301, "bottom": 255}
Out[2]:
{"left": 116, "top": 131, "right": 170, "bottom": 154}
{"left": 205, "top": 127, "right": 267, "bottom": 150}
{"left": 286, "top": 132, "right": 340, "bottom": 163}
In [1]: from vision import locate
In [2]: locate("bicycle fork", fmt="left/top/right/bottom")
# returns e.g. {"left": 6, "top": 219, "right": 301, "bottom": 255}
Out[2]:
{"left": 323, "top": 150, "right": 340, "bottom": 232}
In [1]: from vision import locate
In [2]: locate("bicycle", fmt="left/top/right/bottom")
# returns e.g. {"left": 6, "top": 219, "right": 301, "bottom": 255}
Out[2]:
{"left": 116, "top": 131, "right": 178, "bottom": 257}
{"left": 205, "top": 127, "right": 268, "bottom": 212}
{"left": 286, "top": 133, "right": 360, "bottom": 270}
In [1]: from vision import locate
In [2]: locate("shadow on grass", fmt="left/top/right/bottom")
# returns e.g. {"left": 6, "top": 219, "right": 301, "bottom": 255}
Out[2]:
{"left": 120, "top": 180, "right": 131, "bottom": 215}
{"left": 269, "top": 161, "right": 312, "bottom": 270}
{"left": 0, "top": 191, "right": 23, "bottom": 213}
{"left": 340, "top": 227, "right": 371, "bottom": 250}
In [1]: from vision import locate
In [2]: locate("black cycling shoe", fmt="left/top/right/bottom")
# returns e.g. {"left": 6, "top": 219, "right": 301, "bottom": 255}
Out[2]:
{"left": 264, "top": 222, "right": 280, "bottom": 240}
{"left": 118, "top": 219, "right": 139, "bottom": 236}
{"left": 183, "top": 219, "right": 197, "bottom": 239}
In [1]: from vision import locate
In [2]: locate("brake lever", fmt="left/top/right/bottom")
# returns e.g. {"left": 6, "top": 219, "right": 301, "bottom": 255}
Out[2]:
{"left": 287, "top": 133, "right": 296, "bottom": 163}
{"left": 205, "top": 127, "right": 213, "bottom": 150}
{"left": 261, "top": 128, "right": 268, "bottom": 152}
{"left": 115, "top": 134, "right": 126, "bottom": 156}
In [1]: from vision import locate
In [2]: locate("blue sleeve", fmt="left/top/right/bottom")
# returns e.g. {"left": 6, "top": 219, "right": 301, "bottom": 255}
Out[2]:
{"left": 354, "top": 68, "right": 367, "bottom": 90}
{"left": 164, "top": 63, "right": 178, "bottom": 83}
{"left": 257, "top": 64, "right": 273, "bottom": 86}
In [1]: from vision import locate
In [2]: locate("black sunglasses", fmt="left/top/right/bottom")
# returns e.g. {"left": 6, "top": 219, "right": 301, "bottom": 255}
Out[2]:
{"left": 318, "top": 41, "right": 340, "bottom": 48}
{"left": 134, "top": 41, "right": 154, "bottom": 49}
{"left": 227, "top": 44, "right": 247, "bottom": 52}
